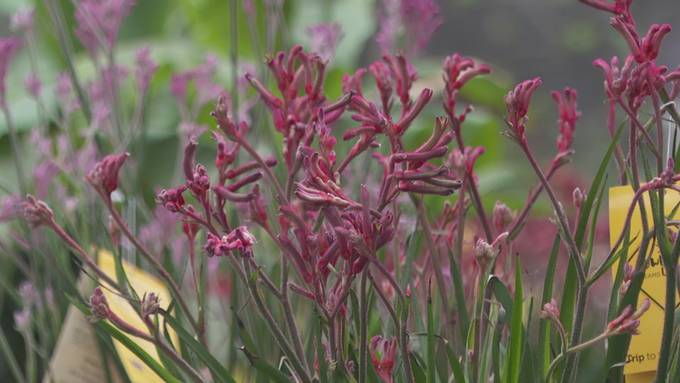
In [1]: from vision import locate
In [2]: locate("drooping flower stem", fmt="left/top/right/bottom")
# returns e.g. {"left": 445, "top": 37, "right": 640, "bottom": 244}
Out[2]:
{"left": 103, "top": 199, "right": 201, "bottom": 336}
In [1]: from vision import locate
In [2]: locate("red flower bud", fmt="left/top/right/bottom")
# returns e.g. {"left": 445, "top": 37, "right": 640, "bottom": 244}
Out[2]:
{"left": 505, "top": 78, "right": 542, "bottom": 143}
{"left": 86, "top": 153, "right": 129, "bottom": 198}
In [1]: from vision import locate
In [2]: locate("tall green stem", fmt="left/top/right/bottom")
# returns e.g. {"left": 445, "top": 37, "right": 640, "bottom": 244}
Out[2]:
{"left": 358, "top": 268, "right": 369, "bottom": 383}
{"left": 655, "top": 264, "right": 677, "bottom": 383}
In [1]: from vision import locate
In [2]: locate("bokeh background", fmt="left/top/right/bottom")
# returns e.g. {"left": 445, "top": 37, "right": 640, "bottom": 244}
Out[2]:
{"left": 2, "top": 0, "right": 679, "bottom": 208}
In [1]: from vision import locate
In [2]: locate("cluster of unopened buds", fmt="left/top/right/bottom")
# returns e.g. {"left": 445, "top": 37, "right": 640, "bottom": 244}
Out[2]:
{"left": 606, "top": 298, "right": 651, "bottom": 335}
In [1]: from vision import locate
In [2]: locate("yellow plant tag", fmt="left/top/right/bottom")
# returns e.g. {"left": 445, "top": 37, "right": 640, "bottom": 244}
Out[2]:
{"left": 43, "top": 276, "right": 123, "bottom": 383}
{"left": 609, "top": 186, "right": 680, "bottom": 380}
{"left": 97, "top": 250, "right": 179, "bottom": 383}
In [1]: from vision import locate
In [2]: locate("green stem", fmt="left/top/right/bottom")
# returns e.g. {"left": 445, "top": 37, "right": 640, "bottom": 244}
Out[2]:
{"left": 280, "top": 259, "right": 308, "bottom": 372}
{"left": 104, "top": 200, "right": 200, "bottom": 335}
{"left": 413, "top": 196, "right": 454, "bottom": 339}
{"left": 560, "top": 287, "right": 587, "bottom": 383}
{"left": 0, "top": 325, "right": 24, "bottom": 383}
{"left": 655, "top": 262, "right": 678, "bottom": 383}
{"left": 358, "top": 268, "right": 369, "bottom": 383}
{"left": 241, "top": 259, "right": 312, "bottom": 383}
{"left": 546, "top": 331, "right": 610, "bottom": 382}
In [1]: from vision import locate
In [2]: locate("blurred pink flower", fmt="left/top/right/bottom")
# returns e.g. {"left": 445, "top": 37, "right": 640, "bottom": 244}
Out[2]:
{"left": 135, "top": 46, "right": 158, "bottom": 93}
{"left": 376, "top": 0, "right": 442, "bottom": 56}
{"left": 10, "top": 7, "right": 35, "bottom": 33}
{"left": 139, "top": 206, "right": 180, "bottom": 255}
{"left": 0, "top": 195, "right": 23, "bottom": 222}
{"left": 56, "top": 73, "right": 80, "bottom": 114}
{"left": 376, "top": 0, "right": 401, "bottom": 55}
{"left": 0, "top": 37, "right": 22, "bottom": 106}
{"left": 194, "top": 55, "right": 223, "bottom": 106}
{"left": 33, "top": 160, "right": 59, "bottom": 199}
{"left": 171, "top": 55, "right": 223, "bottom": 113}
{"left": 24, "top": 73, "right": 42, "bottom": 99}
{"left": 306, "top": 23, "right": 343, "bottom": 61}
{"left": 75, "top": 0, "right": 135, "bottom": 56}
{"left": 401, "top": 0, "right": 442, "bottom": 54}
{"left": 13, "top": 308, "right": 31, "bottom": 332}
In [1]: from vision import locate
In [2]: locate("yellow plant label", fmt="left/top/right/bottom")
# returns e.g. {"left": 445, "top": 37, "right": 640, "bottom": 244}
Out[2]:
{"left": 43, "top": 276, "right": 123, "bottom": 383}
{"left": 97, "top": 250, "right": 179, "bottom": 383}
{"left": 609, "top": 186, "right": 680, "bottom": 379}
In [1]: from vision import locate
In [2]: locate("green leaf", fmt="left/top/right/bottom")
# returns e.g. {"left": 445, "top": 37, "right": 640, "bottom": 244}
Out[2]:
{"left": 607, "top": 234, "right": 630, "bottom": 321}
{"left": 589, "top": 237, "right": 632, "bottom": 287}
{"left": 602, "top": 263, "right": 646, "bottom": 382}
{"left": 519, "top": 298, "right": 537, "bottom": 383}
{"left": 564, "top": 123, "right": 624, "bottom": 337}
{"left": 488, "top": 275, "right": 513, "bottom": 318}
{"left": 492, "top": 312, "right": 504, "bottom": 383}
{"left": 0, "top": 325, "right": 24, "bottom": 383}
{"left": 233, "top": 310, "right": 293, "bottom": 383}
{"left": 538, "top": 235, "right": 560, "bottom": 377}
{"left": 574, "top": 123, "right": 624, "bottom": 248}
{"left": 239, "top": 347, "right": 294, "bottom": 383}
{"left": 402, "top": 230, "right": 423, "bottom": 288}
{"left": 505, "top": 257, "right": 523, "bottom": 383}
{"left": 448, "top": 247, "right": 470, "bottom": 343}
{"left": 411, "top": 351, "right": 428, "bottom": 383}
{"left": 584, "top": 175, "right": 609, "bottom": 272}
{"left": 164, "top": 314, "right": 235, "bottom": 383}
{"left": 445, "top": 341, "right": 466, "bottom": 383}
{"left": 427, "top": 288, "right": 436, "bottom": 383}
